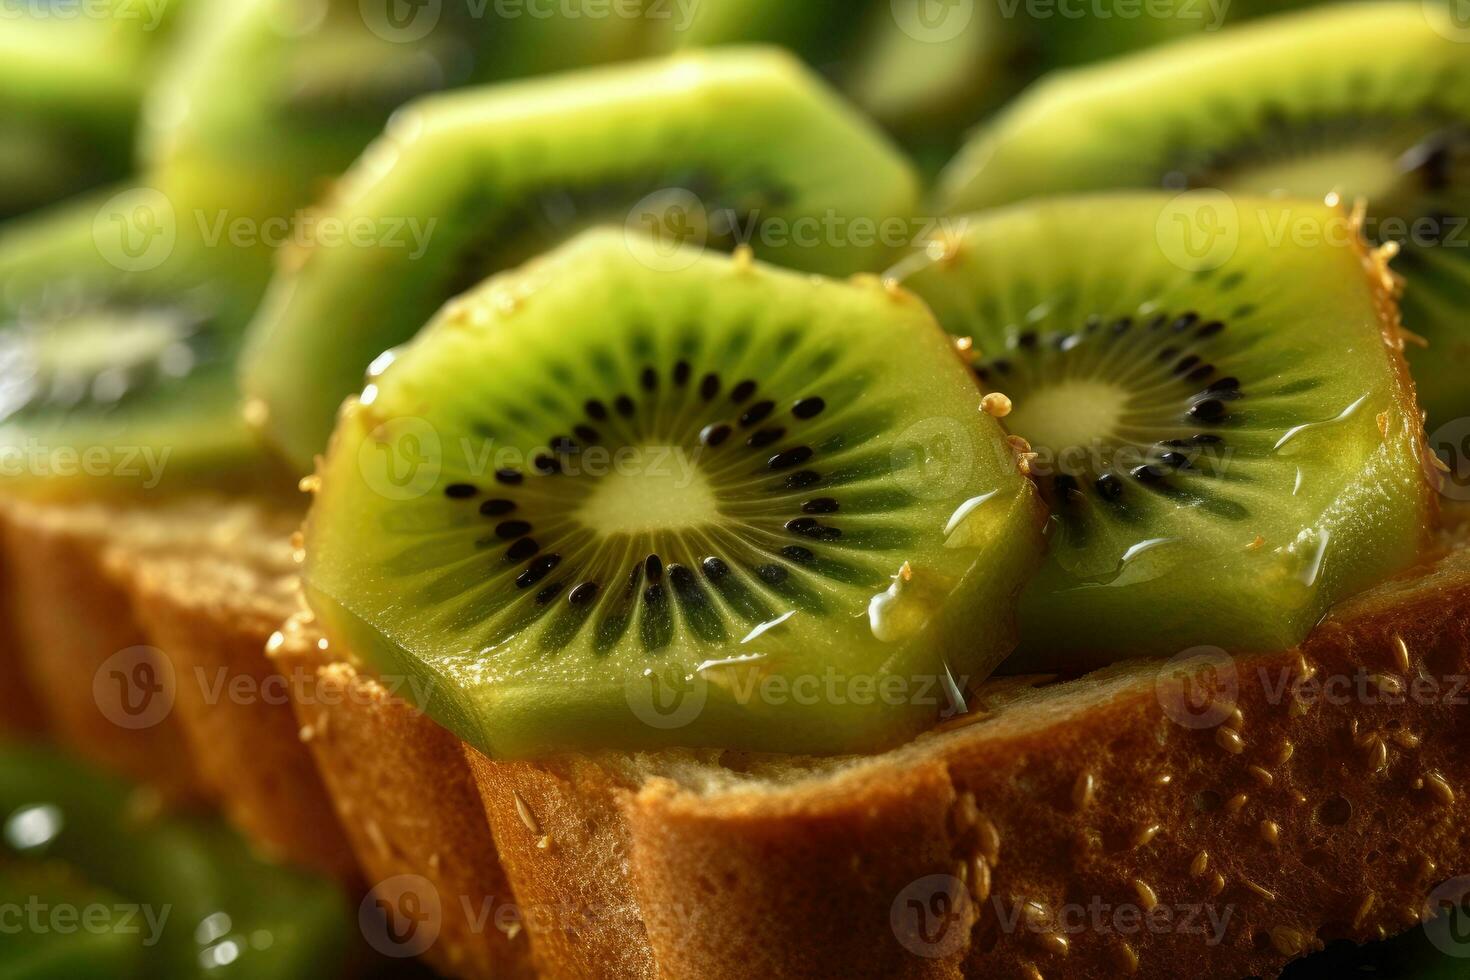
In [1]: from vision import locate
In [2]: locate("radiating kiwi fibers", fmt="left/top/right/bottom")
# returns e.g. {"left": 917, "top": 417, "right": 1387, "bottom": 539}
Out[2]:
{"left": 899, "top": 194, "right": 1437, "bottom": 669}
{"left": 938, "top": 2, "right": 1470, "bottom": 430}
{"left": 303, "top": 231, "right": 1044, "bottom": 758}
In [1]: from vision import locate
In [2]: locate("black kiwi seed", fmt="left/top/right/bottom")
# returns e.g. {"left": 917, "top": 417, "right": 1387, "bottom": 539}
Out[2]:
{"left": 700, "top": 373, "right": 720, "bottom": 400}
{"left": 1096, "top": 474, "right": 1124, "bottom": 500}
{"left": 768, "top": 446, "right": 813, "bottom": 470}
{"left": 1189, "top": 399, "right": 1229, "bottom": 423}
{"left": 516, "top": 554, "right": 561, "bottom": 588}
{"left": 701, "top": 423, "right": 731, "bottom": 447}
{"left": 496, "top": 520, "right": 532, "bottom": 539}
{"left": 533, "top": 454, "right": 561, "bottom": 474}
{"left": 730, "top": 379, "right": 757, "bottom": 403}
{"left": 673, "top": 361, "right": 691, "bottom": 385}
{"left": 781, "top": 545, "right": 814, "bottom": 562}
{"left": 585, "top": 399, "right": 608, "bottom": 420}
{"left": 702, "top": 556, "right": 730, "bottom": 580}
{"left": 1171, "top": 312, "right": 1199, "bottom": 332}
{"left": 739, "top": 400, "right": 775, "bottom": 427}
{"left": 640, "top": 367, "right": 658, "bottom": 392}
{"left": 550, "top": 435, "right": 578, "bottom": 454}
{"left": 792, "top": 397, "right": 825, "bottom": 419}
{"left": 495, "top": 468, "right": 523, "bottom": 485}
{"left": 645, "top": 554, "right": 663, "bottom": 581}
{"left": 480, "top": 498, "right": 515, "bottom": 516}
{"left": 537, "top": 583, "right": 562, "bottom": 604}
{"left": 569, "top": 582, "right": 599, "bottom": 605}
{"left": 786, "top": 517, "right": 818, "bottom": 534}
{"left": 802, "top": 497, "right": 839, "bottom": 514}
{"left": 573, "top": 424, "right": 600, "bottom": 444}
{"left": 757, "top": 563, "right": 788, "bottom": 585}
{"left": 615, "top": 394, "right": 636, "bottom": 417}
{"left": 506, "top": 538, "right": 539, "bottom": 561}
{"left": 445, "top": 483, "right": 478, "bottom": 499}
{"left": 747, "top": 427, "right": 785, "bottom": 448}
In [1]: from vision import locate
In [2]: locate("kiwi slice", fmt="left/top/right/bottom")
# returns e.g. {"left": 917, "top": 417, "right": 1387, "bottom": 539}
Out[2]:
{"left": 938, "top": 3, "right": 1470, "bottom": 430}
{"left": 303, "top": 230, "right": 1044, "bottom": 758}
{"left": 242, "top": 47, "right": 921, "bottom": 472}
{"left": 0, "top": 0, "right": 189, "bottom": 218}
{"left": 0, "top": 182, "right": 285, "bottom": 499}
{"left": 896, "top": 194, "right": 1437, "bottom": 667}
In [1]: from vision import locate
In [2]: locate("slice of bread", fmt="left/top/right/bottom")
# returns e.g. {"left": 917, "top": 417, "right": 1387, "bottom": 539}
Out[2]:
{"left": 463, "top": 520, "right": 1470, "bottom": 979}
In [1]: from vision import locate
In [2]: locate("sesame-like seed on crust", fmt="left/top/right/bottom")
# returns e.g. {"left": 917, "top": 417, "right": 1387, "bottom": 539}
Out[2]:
{"left": 1288, "top": 697, "right": 1310, "bottom": 719}
{"left": 982, "top": 392, "right": 1014, "bottom": 418}
{"left": 969, "top": 856, "right": 992, "bottom": 903}
{"left": 1225, "top": 793, "right": 1249, "bottom": 816}
{"left": 513, "top": 792, "right": 542, "bottom": 836}
{"left": 1155, "top": 773, "right": 1174, "bottom": 787}
{"left": 1021, "top": 963, "right": 1044, "bottom": 980}
{"left": 1270, "top": 927, "right": 1307, "bottom": 956}
{"left": 1260, "top": 821, "right": 1281, "bottom": 846}
{"left": 1275, "top": 741, "right": 1295, "bottom": 766}
{"left": 298, "top": 724, "right": 316, "bottom": 743}
{"left": 1392, "top": 635, "right": 1413, "bottom": 674}
{"left": 1208, "top": 873, "right": 1227, "bottom": 898}
{"left": 1039, "top": 933, "right": 1070, "bottom": 957}
{"left": 1353, "top": 894, "right": 1377, "bottom": 930}
{"left": 978, "top": 817, "right": 1001, "bottom": 866}
{"left": 1190, "top": 851, "right": 1210, "bottom": 878}
{"left": 1113, "top": 942, "right": 1140, "bottom": 974}
{"left": 1216, "top": 727, "right": 1245, "bottom": 755}
{"left": 1242, "top": 878, "right": 1276, "bottom": 902}
{"left": 1248, "top": 765, "right": 1275, "bottom": 787}
{"left": 1132, "top": 880, "right": 1158, "bottom": 912}
{"left": 1393, "top": 730, "right": 1422, "bottom": 749}
{"left": 536, "top": 834, "right": 553, "bottom": 851}
{"left": 1134, "top": 824, "right": 1162, "bottom": 848}
{"left": 1425, "top": 771, "right": 1456, "bottom": 806}
{"left": 1366, "top": 737, "right": 1389, "bottom": 773}
{"left": 1367, "top": 673, "right": 1404, "bottom": 697}
{"left": 1072, "top": 772, "right": 1096, "bottom": 811}
{"left": 1224, "top": 707, "right": 1245, "bottom": 731}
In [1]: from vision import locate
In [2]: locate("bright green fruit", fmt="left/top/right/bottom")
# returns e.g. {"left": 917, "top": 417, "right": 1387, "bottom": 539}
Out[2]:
{"left": 0, "top": 863, "right": 145, "bottom": 980}
{"left": 242, "top": 47, "right": 920, "bottom": 472}
{"left": 304, "top": 230, "right": 1044, "bottom": 758}
{"left": 939, "top": 2, "right": 1470, "bottom": 431}
{"left": 0, "top": 745, "right": 352, "bottom": 980}
{"left": 898, "top": 194, "right": 1439, "bottom": 667}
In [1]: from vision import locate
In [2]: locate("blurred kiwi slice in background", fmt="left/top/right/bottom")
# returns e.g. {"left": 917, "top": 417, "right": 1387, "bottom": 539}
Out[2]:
{"left": 303, "top": 230, "right": 1045, "bottom": 758}
{"left": 0, "top": 0, "right": 192, "bottom": 218}
{"left": 898, "top": 194, "right": 1438, "bottom": 667}
{"left": 242, "top": 48, "right": 921, "bottom": 472}
{"left": 939, "top": 3, "right": 1470, "bottom": 432}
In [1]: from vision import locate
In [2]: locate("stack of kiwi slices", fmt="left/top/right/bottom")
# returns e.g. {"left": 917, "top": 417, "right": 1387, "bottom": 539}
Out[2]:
{"left": 303, "top": 231, "right": 1046, "bottom": 758}
{"left": 0, "top": 0, "right": 191, "bottom": 218}
{"left": 939, "top": 2, "right": 1470, "bottom": 431}
{"left": 896, "top": 194, "right": 1437, "bottom": 666}
{"left": 241, "top": 47, "right": 920, "bottom": 471}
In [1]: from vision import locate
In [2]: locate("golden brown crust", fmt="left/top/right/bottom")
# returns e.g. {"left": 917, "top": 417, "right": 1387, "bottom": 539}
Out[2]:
{"left": 476, "top": 545, "right": 1470, "bottom": 980}
{"left": 274, "top": 612, "right": 535, "bottom": 980}
{"left": 0, "top": 550, "right": 47, "bottom": 737}
{"left": 0, "top": 501, "right": 205, "bottom": 802}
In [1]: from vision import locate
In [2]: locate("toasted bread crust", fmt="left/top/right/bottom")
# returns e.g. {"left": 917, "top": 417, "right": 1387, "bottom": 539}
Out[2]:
{"left": 273, "top": 612, "right": 535, "bottom": 980}
{"left": 471, "top": 544, "right": 1470, "bottom": 980}
{"left": 0, "top": 501, "right": 204, "bottom": 802}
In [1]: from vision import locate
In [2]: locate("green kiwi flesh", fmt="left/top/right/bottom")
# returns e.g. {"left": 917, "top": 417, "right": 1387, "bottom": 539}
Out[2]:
{"left": 939, "top": 3, "right": 1470, "bottom": 430}
{"left": 0, "top": 181, "right": 285, "bottom": 499}
{"left": 242, "top": 48, "right": 921, "bottom": 473}
{"left": 303, "top": 230, "right": 1044, "bottom": 758}
{"left": 0, "top": 864, "right": 146, "bottom": 977}
{"left": 897, "top": 194, "right": 1436, "bottom": 668}
{"left": 0, "top": 1, "right": 190, "bottom": 217}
